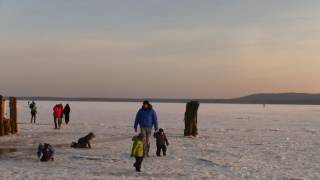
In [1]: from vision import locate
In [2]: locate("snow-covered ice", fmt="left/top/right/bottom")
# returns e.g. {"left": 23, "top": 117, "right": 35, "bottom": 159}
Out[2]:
{"left": 0, "top": 101, "right": 320, "bottom": 179}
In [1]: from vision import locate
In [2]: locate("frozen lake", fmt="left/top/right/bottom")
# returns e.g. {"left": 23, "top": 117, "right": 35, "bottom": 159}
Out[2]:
{"left": 1, "top": 101, "right": 320, "bottom": 179}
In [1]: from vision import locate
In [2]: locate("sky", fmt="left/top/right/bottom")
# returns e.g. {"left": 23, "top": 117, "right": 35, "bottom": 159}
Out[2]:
{"left": 1, "top": 0, "right": 320, "bottom": 99}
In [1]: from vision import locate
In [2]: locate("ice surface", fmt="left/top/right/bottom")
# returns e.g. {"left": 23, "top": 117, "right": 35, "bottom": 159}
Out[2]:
{"left": 0, "top": 102, "right": 320, "bottom": 179}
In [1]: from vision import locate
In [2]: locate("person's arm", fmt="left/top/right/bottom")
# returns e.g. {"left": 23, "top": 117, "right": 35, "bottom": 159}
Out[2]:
{"left": 165, "top": 134, "right": 169, "bottom": 146}
{"left": 37, "top": 144, "right": 43, "bottom": 158}
{"left": 134, "top": 110, "right": 141, "bottom": 132}
{"left": 87, "top": 141, "right": 91, "bottom": 148}
{"left": 131, "top": 139, "right": 137, "bottom": 157}
{"left": 153, "top": 132, "right": 157, "bottom": 138}
{"left": 152, "top": 110, "right": 158, "bottom": 131}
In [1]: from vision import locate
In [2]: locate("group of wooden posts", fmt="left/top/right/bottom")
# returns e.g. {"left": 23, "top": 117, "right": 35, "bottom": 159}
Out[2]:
{"left": 0, "top": 96, "right": 18, "bottom": 136}
{"left": 0, "top": 96, "right": 198, "bottom": 137}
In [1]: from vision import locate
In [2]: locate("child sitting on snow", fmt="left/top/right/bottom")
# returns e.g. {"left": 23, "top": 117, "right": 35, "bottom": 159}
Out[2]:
{"left": 37, "top": 143, "right": 55, "bottom": 162}
{"left": 153, "top": 128, "right": 169, "bottom": 157}
{"left": 131, "top": 133, "right": 144, "bottom": 172}
{"left": 71, "top": 132, "right": 96, "bottom": 149}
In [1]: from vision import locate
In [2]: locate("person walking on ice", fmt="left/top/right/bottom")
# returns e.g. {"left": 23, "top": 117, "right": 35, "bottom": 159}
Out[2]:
{"left": 29, "top": 101, "right": 37, "bottom": 124}
{"left": 53, "top": 104, "right": 63, "bottom": 129}
{"left": 131, "top": 133, "right": 144, "bottom": 172}
{"left": 154, "top": 128, "right": 169, "bottom": 157}
{"left": 134, "top": 100, "right": 158, "bottom": 157}
{"left": 63, "top": 104, "right": 71, "bottom": 124}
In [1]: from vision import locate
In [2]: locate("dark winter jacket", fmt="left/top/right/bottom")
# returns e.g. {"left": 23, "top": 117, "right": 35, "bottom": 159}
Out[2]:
{"left": 134, "top": 107, "right": 158, "bottom": 129}
{"left": 37, "top": 143, "right": 55, "bottom": 162}
{"left": 63, "top": 105, "right": 70, "bottom": 115}
{"left": 154, "top": 131, "right": 169, "bottom": 146}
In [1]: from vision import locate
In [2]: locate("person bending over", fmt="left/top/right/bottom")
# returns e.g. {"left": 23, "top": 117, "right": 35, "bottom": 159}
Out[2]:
{"left": 37, "top": 143, "right": 55, "bottom": 162}
{"left": 71, "top": 132, "right": 96, "bottom": 148}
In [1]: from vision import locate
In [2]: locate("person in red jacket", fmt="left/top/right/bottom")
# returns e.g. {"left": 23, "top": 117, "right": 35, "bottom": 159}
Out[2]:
{"left": 53, "top": 104, "right": 63, "bottom": 129}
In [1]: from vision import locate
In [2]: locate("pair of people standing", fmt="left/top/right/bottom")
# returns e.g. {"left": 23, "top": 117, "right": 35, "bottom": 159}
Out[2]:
{"left": 53, "top": 104, "right": 71, "bottom": 129}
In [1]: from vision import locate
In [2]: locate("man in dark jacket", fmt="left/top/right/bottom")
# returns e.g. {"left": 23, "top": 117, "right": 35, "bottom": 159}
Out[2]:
{"left": 134, "top": 100, "right": 158, "bottom": 157}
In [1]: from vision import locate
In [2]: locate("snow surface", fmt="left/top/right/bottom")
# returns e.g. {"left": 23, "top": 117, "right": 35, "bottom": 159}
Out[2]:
{"left": 0, "top": 101, "right": 320, "bottom": 179}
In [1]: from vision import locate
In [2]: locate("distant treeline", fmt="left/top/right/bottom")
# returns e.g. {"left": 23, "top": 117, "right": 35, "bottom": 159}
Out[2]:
{"left": 14, "top": 93, "right": 320, "bottom": 105}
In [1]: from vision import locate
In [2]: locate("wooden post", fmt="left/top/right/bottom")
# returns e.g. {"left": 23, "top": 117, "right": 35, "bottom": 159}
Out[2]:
{"left": 10, "top": 97, "right": 18, "bottom": 134}
{"left": 3, "top": 119, "right": 11, "bottom": 135}
{"left": 0, "top": 96, "right": 5, "bottom": 136}
{"left": 184, "top": 101, "right": 200, "bottom": 137}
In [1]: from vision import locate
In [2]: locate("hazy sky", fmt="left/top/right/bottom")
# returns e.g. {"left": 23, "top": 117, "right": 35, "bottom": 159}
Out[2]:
{"left": 1, "top": 0, "right": 320, "bottom": 98}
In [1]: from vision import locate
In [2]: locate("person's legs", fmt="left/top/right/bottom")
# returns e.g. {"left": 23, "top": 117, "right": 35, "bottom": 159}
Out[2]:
{"left": 145, "top": 128, "right": 152, "bottom": 145}
{"left": 65, "top": 114, "right": 69, "bottom": 124}
{"left": 58, "top": 118, "right": 62, "bottom": 128}
{"left": 156, "top": 144, "right": 161, "bottom": 157}
{"left": 146, "top": 128, "right": 152, "bottom": 156}
{"left": 30, "top": 114, "right": 33, "bottom": 123}
{"left": 33, "top": 113, "right": 37, "bottom": 123}
{"left": 162, "top": 145, "right": 167, "bottom": 156}
{"left": 140, "top": 128, "right": 147, "bottom": 156}
{"left": 54, "top": 118, "right": 58, "bottom": 129}
{"left": 140, "top": 128, "right": 147, "bottom": 142}
{"left": 140, "top": 128, "right": 152, "bottom": 157}
{"left": 135, "top": 157, "right": 143, "bottom": 172}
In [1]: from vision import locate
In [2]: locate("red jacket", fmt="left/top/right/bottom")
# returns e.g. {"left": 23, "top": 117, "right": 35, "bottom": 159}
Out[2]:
{"left": 53, "top": 106, "right": 62, "bottom": 118}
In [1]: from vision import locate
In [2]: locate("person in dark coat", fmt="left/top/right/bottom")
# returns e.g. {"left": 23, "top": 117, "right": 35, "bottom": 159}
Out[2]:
{"left": 71, "top": 132, "right": 96, "bottom": 148}
{"left": 29, "top": 101, "right": 37, "bottom": 124}
{"left": 37, "top": 143, "right": 55, "bottom": 162}
{"left": 153, "top": 128, "right": 169, "bottom": 157}
{"left": 63, "top": 104, "right": 71, "bottom": 124}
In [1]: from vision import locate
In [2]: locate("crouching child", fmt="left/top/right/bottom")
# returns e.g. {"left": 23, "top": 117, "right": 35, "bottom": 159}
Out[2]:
{"left": 37, "top": 143, "right": 55, "bottom": 162}
{"left": 131, "top": 133, "right": 144, "bottom": 172}
{"left": 154, "top": 128, "right": 169, "bottom": 157}
{"left": 71, "top": 132, "right": 96, "bottom": 148}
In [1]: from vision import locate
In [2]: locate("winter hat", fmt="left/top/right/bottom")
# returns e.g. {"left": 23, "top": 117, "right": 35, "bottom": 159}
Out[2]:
{"left": 138, "top": 133, "right": 145, "bottom": 140}
{"left": 143, "top": 100, "right": 150, "bottom": 105}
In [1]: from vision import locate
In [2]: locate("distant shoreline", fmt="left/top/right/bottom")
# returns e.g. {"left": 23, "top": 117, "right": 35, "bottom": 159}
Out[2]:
{"left": 12, "top": 93, "right": 320, "bottom": 105}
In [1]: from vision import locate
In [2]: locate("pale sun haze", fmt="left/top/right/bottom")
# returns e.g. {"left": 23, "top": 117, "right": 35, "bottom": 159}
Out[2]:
{"left": 1, "top": 0, "right": 320, "bottom": 98}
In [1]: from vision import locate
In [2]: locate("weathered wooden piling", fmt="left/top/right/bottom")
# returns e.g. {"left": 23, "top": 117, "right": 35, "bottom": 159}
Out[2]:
{"left": 10, "top": 97, "right": 18, "bottom": 134}
{"left": 4, "top": 118, "right": 11, "bottom": 135}
{"left": 0, "top": 96, "right": 5, "bottom": 136}
{"left": 0, "top": 95, "right": 18, "bottom": 136}
{"left": 184, "top": 101, "right": 200, "bottom": 137}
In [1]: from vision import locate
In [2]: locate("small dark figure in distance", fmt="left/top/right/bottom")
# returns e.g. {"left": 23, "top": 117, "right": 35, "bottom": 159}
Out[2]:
{"left": 71, "top": 132, "right": 96, "bottom": 148}
{"left": 37, "top": 143, "right": 55, "bottom": 162}
{"left": 131, "top": 133, "right": 144, "bottom": 172}
{"left": 63, "top": 104, "right": 71, "bottom": 125}
{"left": 154, "top": 128, "right": 169, "bottom": 157}
{"left": 29, "top": 101, "right": 37, "bottom": 124}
